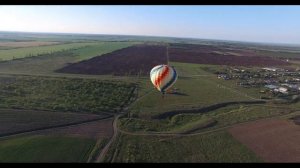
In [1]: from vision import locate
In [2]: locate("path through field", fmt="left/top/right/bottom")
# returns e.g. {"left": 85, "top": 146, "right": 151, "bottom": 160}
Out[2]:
{"left": 96, "top": 114, "right": 120, "bottom": 162}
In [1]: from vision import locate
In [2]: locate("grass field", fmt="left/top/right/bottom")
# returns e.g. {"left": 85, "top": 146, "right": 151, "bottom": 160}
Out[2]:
{"left": 104, "top": 130, "right": 261, "bottom": 162}
{"left": 170, "top": 62, "right": 221, "bottom": 76}
{"left": 0, "top": 75, "right": 136, "bottom": 114}
{"left": 173, "top": 62, "right": 263, "bottom": 99}
{"left": 1, "top": 32, "right": 299, "bottom": 163}
{"left": 119, "top": 104, "right": 293, "bottom": 133}
{"left": 130, "top": 70, "right": 253, "bottom": 118}
{"left": 118, "top": 114, "right": 214, "bottom": 133}
{"left": 0, "top": 42, "right": 97, "bottom": 61}
{"left": 0, "top": 135, "right": 95, "bottom": 162}
{"left": 0, "top": 41, "right": 63, "bottom": 49}
{"left": 72, "top": 41, "right": 139, "bottom": 61}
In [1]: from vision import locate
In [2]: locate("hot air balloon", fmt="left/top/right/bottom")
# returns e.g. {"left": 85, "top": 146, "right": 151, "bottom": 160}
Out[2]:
{"left": 150, "top": 64, "right": 178, "bottom": 96}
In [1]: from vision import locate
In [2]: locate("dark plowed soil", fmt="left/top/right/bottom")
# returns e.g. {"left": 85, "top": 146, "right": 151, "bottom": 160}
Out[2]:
{"left": 36, "top": 119, "right": 114, "bottom": 139}
{"left": 228, "top": 118, "right": 300, "bottom": 162}
{"left": 169, "top": 44, "right": 290, "bottom": 67}
{"left": 58, "top": 43, "right": 289, "bottom": 76}
{"left": 57, "top": 44, "right": 167, "bottom": 76}
{"left": 0, "top": 109, "right": 111, "bottom": 137}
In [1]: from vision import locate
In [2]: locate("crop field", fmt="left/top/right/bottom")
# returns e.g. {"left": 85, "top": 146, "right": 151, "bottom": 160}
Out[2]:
{"left": 0, "top": 51, "right": 77, "bottom": 75}
{"left": 169, "top": 43, "right": 290, "bottom": 66}
{"left": 0, "top": 42, "right": 97, "bottom": 61}
{"left": 72, "top": 41, "right": 139, "bottom": 61}
{"left": 228, "top": 118, "right": 300, "bottom": 162}
{"left": 0, "top": 75, "right": 136, "bottom": 114}
{"left": 0, "top": 41, "right": 62, "bottom": 49}
{"left": 0, "top": 135, "right": 95, "bottom": 162}
{"left": 255, "top": 50, "right": 300, "bottom": 59}
{"left": 0, "top": 32, "right": 299, "bottom": 163}
{"left": 57, "top": 43, "right": 293, "bottom": 78}
{"left": 58, "top": 44, "right": 168, "bottom": 76}
{"left": 0, "top": 109, "right": 110, "bottom": 137}
{"left": 104, "top": 130, "right": 261, "bottom": 162}
{"left": 0, "top": 42, "right": 137, "bottom": 75}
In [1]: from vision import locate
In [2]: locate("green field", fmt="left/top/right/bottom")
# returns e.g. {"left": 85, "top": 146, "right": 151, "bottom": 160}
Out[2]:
{"left": 72, "top": 41, "right": 138, "bottom": 61}
{"left": 208, "top": 76, "right": 262, "bottom": 99}
{"left": 130, "top": 64, "right": 254, "bottom": 118}
{"left": 118, "top": 114, "right": 214, "bottom": 133}
{"left": 0, "top": 46, "right": 18, "bottom": 50}
{"left": 0, "top": 42, "right": 98, "bottom": 61}
{"left": 119, "top": 104, "right": 293, "bottom": 133}
{"left": 0, "top": 135, "right": 95, "bottom": 162}
{"left": 0, "top": 76, "right": 136, "bottom": 114}
{"left": 171, "top": 62, "right": 216, "bottom": 76}
{"left": 1, "top": 32, "right": 299, "bottom": 163}
{"left": 119, "top": 62, "right": 295, "bottom": 134}
{"left": 0, "top": 42, "right": 137, "bottom": 76}
{"left": 104, "top": 131, "right": 261, "bottom": 162}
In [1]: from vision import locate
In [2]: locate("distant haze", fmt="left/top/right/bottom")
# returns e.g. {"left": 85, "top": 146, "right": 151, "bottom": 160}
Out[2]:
{"left": 1, "top": 5, "right": 300, "bottom": 45}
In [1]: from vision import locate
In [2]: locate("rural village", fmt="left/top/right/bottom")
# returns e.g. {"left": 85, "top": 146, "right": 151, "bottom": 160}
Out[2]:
{"left": 216, "top": 66, "right": 300, "bottom": 100}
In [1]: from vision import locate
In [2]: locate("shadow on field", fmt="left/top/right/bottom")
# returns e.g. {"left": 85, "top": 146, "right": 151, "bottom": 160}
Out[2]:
{"left": 169, "top": 92, "right": 189, "bottom": 96}
{"left": 152, "top": 100, "right": 266, "bottom": 120}
{"left": 290, "top": 115, "right": 300, "bottom": 125}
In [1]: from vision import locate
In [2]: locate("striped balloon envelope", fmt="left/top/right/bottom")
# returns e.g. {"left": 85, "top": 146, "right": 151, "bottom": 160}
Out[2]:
{"left": 150, "top": 64, "right": 178, "bottom": 94}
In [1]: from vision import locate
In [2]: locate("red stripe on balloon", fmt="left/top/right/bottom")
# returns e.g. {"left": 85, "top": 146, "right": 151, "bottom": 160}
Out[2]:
{"left": 155, "top": 66, "right": 170, "bottom": 89}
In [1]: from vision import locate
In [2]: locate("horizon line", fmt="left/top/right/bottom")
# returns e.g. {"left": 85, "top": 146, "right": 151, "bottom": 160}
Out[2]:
{"left": 1, "top": 30, "right": 300, "bottom": 47}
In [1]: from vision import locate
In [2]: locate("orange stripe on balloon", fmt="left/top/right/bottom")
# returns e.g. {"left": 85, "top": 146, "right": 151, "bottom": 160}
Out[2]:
{"left": 155, "top": 66, "right": 170, "bottom": 89}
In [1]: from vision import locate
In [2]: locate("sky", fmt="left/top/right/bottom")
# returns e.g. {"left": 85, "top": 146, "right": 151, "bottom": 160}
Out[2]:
{"left": 0, "top": 5, "right": 300, "bottom": 44}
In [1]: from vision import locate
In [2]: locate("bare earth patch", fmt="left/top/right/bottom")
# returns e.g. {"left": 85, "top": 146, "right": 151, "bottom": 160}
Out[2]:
{"left": 57, "top": 44, "right": 167, "bottom": 76}
{"left": 228, "top": 118, "right": 300, "bottom": 162}
{"left": 169, "top": 43, "right": 289, "bottom": 67}
{"left": 35, "top": 118, "right": 114, "bottom": 139}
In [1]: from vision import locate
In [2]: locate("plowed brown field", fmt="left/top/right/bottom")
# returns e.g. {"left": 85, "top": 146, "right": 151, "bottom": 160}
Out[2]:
{"left": 169, "top": 43, "right": 289, "bottom": 67}
{"left": 57, "top": 44, "right": 167, "bottom": 76}
{"left": 36, "top": 119, "right": 114, "bottom": 139}
{"left": 58, "top": 43, "right": 289, "bottom": 76}
{"left": 228, "top": 118, "right": 300, "bottom": 162}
